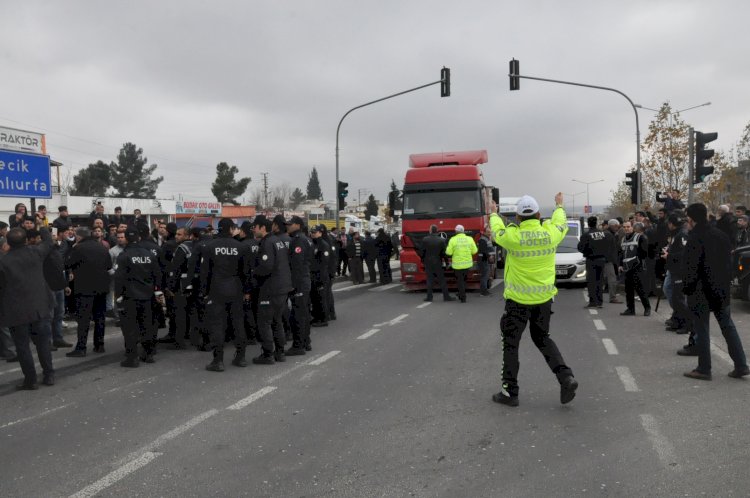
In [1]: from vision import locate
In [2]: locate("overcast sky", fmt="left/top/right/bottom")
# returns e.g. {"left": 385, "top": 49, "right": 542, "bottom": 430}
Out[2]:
{"left": 2, "top": 0, "right": 748, "bottom": 209}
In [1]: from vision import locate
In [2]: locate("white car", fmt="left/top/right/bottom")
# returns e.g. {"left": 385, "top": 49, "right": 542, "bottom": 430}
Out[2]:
{"left": 555, "top": 221, "right": 586, "bottom": 284}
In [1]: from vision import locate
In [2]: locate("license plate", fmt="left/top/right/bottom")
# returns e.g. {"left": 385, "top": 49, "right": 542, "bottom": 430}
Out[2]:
{"left": 556, "top": 269, "right": 567, "bottom": 276}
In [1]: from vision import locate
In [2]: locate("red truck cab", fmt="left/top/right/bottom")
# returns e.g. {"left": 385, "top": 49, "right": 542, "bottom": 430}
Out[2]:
{"left": 399, "top": 150, "right": 498, "bottom": 291}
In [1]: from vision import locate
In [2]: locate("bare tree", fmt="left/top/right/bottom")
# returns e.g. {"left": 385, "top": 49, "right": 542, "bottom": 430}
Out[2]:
{"left": 270, "top": 181, "right": 293, "bottom": 209}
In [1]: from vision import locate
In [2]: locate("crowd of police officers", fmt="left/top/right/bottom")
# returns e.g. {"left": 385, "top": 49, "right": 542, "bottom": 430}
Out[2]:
{"left": 116, "top": 214, "right": 339, "bottom": 370}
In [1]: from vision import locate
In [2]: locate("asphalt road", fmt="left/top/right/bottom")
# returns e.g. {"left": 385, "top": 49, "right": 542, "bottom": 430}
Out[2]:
{"left": 1, "top": 270, "right": 749, "bottom": 497}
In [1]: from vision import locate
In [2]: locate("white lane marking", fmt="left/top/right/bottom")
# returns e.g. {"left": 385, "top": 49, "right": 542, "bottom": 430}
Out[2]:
{"left": 615, "top": 366, "right": 640, "bottom": 392}
{"left": 308, "top": 350, "right": 341, "bottom": 366}
{"left": 639, "top": 414, "right": 680, "bottom": 471}
{"left": 226, "top": 386, "right": 277, "bottom": 411}
{"left": 417, "top": 302, "right": 432, "bottom": 309}
{"left": 115, "top": 409, "right": 219, "bottom": 467}
{"left": 0, "top": 403, "right": 72, "bottom": 430}
{"left": 300, "top": 370, "right": 316, "bottom": 382}
{"left": 710, "top": 343, "right": 733, "bottom": 365}
{"left": 357, "top": 329, "right": 381, "bottom": 340}
{"left": 69, "top": 451, "right": 162, "bottom": 498}
{"left": 374, "top": 314, "right": 409, "bottom": 328}
{"left": 333, "top": 283, "right": 376, "bottom": 293}
{"left": 602, "top": 338, "right": 619, "bottom": 355}
{"left": 589, "top": 309, "right": 598, "bottom": 315}
{"left": 0, "top": 366, "right": 22, "bottom": 377}
{"left": 593, "top": 319, "right": 606, "bottom": 331}
{"left": 104, "top": 376, "right": 159, "bottom": 394}
{"left": 369, "top": 283, "right": 401, "bottom": 292}
{"left": 266, "top": 359, "right": 312, "bottom": 383}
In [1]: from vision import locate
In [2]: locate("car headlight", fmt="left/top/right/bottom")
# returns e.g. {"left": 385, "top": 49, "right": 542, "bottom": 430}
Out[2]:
{"left": 402, "top": 263, "right": 418, "bottom": 273}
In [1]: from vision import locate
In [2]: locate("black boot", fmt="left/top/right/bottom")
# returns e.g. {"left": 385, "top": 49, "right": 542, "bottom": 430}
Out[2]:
{"left": 206, "top": 350, "right": 225, "bottom": 371}
{"left": 252, "top": 350, "right": 275, "bottom": 365}
{"left": 120, "top": 356, "right": 140, "bottom": 368}
{"left": 231, "top": 347, "right": 248, "bottom": 367}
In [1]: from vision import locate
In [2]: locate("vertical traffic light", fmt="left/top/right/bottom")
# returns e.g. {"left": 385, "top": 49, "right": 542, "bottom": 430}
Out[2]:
{"left": 694, "top": 131, "right": 718, "bottom": 184}
{"left": 337, "top": 181, "right": 349, "bottom": 211}
{"left": 440, "top": 67, "right": 450, "bottom": 97}
{"left": 625, "top": 171, "right": 639, "bottom": 205}
{"left": 509, "top": 59, "right": 520, "bottom": 91}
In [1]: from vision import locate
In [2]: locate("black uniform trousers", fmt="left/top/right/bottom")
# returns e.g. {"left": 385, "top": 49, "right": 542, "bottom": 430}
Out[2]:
{"left": 121, "top": 298, "right": 154, "bottom": 359}
{"left": 74, "top": 292, "right": 106, "bottom": 351}
{"left": 10, "top": 320, "right": 53, "bottom": 385}
{"left": 325, "top": 278, "right": 336, "bottom": 320}
{"left": 257, "top": 293, "right": 288, "bottom": 354}
{"left": 310, "top": 278, "right": 329, "bottom": 324}
{"left": 244, "top": 297, "right": 258, "bottom": 343}
{"left": 377, "top": 256, "right": 392, "bottom": 283}
{"left": 207, "top": 298, "right": 245, "bottom": 352}
{"left": 365, "top": 258, "right": 377, "bottom": 283}
{"left": 425, "top": 264, "right": 450, "bottom": 300}
{"left": 625, "top": 267, "right": 650, "bottom": 312}
{"left": 454, "top": 268, "right": 468, "bottom": 301}
{"left": 500, "top": 299, "right": 573, "bottom": 397}
{"left": 585, "top": 257, "right": 607, "bottom": 306}
{"left": 289, "top": 291, "right": 311, "bottom": 349}
{"left": 173, "top": 292, "right": 195, "bottom": 346}
{"left": 349, "top": 256, "right": 364, "bottom": 284}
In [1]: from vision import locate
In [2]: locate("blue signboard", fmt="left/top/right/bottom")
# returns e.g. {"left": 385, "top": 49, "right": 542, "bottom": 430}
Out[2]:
{"left": 0, "top": 150, "right": 52, "bottom": 199}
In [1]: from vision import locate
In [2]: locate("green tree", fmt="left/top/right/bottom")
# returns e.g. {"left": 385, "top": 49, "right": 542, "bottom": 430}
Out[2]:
{"left": 110, "top": 142, "right": 163, "bottom": 198}
{"left": 272, "top": 196, "right": 285, "bottom": 209}
{"left": 69, "top": 160, "right": 111, "bottom": 196}
{"left": 389, "top": 179, "right": 402, "bottom": 221}
{"left": 289, "top": 187, "right": 306, "bottom": 209}
{"left": 364, "top": 193, "right": 379, "bottom": 220}
{"left": 211, "top": 162, "right": 251, "bottom": 205}
{"left": 306, "top": 166, "right": 322, "bottom": 200}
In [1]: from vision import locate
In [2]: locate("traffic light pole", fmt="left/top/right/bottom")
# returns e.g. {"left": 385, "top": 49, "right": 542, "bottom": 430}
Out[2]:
{"left": 688, "top": 127, "right": 695, "bottom": 204}
{"left": 335, "top": 74, "right": 448, "bottom": 229}
{"left": 510, "top": 73, "right": 642, "bottom": 206}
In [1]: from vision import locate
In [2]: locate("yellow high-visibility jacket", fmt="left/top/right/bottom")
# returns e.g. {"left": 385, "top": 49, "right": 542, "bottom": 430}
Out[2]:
{"left": 445, "top": 232, "right": 478, "bottom": 270}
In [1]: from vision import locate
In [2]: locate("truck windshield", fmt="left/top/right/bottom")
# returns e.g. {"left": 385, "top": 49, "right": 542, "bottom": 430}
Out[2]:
{"left": 402, "top": 189, "right": 482, "bottom": 219}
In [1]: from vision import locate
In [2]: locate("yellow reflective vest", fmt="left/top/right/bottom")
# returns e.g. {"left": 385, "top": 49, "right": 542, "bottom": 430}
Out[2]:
{"left": 445, "top": 232, "right": 478, "bottom": 270}
{"left": 489, "top": 207, "right": 568, "bottom": 304}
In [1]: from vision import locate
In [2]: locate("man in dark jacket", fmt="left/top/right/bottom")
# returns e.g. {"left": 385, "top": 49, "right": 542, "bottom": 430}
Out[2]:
{"left": 0, "top": 227, "right": 55, "bottom": 389}
{"left": 477, "top": 226, "right": 493, "bottom": 296}
{"left": 715, "top": 205, "right": 737, "bottom": 249}
{"left": 682, "top": 203, "right": 749, "bottom": 380}
{"left": 65, "top": 226, "right": 112, "bottom": 356}
{"left": 252, "top": 216, "right": 293, "bottom": 364}
{"left": 166, "top": 227, "right": 194, "bottom": 349}
{"left": 362, "top": 231, "right": 378, "bottom": 283}
{"left": 578, "top": 216, "right": 615, "bottom": 308}
{"left": 310, "top": 225, "right": 331, "bottom": 327}
{"left": 287, "top": 216, "right": 313, "bottom": 355}
{"left": 321, "top": 225, "right": 338, "bottom": 320}
{"left": 45, "top": 226, "right": 73, "bottom": 350}
{"left": 661, "top": 214, "right": 693, "bottom": 350}
{"left": 419, "top": 225, "right": 454, "bottom": 302}
{"left": 115, "top": 227, "right": 162, "bottom": 367}
{"left": 618, "top": 221, "right": 651, "bottom": 316}
{"left": 239, "top": 221, "right": 259, "bottom": 346}
{"left": 200, "top": 218, "right": 252, "bottom": 371}
{"left": 375, "top": 228, "right": 393, "bottom": 284}
{"left": 346, "top": 231, "right": 365, "bottom": 284}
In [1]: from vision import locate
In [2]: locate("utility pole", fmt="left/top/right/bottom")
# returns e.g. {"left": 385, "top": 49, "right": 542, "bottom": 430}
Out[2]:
{"left": 261, "top": 172, "right": 269, "bottom": 210}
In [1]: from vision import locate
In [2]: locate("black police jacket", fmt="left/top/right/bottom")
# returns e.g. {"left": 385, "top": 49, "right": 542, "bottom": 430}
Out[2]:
{"left": 289, "top": 229, "right": 312, "bottom": 293}
{"left": 167, "top": 241, "right": 194, "bottom": 293}
{"left": 66, "top": 237, "right": 112, "bottom": 295}
{"left": 255, "top": 233, "right": 294, "bottom": 297}
{"left": 419, "top": 234, "right": 448, "bottom": 268}
{"left": 325, "top": 233, "right": 338, "bottom": 276}
{"left": 311, "top": 237, "right": 331, "bottom": 283}
{"left": 665, "top": 227, "right": 688, "bottom": 278}
{"left": 139, "top": 238, "right": 167, "bottom": 287}
{"left": 199, "top": 233, "right": 251, "bottom": 299}
{"left": 362, "top": 237, "right": 377, "bottom": 261}
{"left": 578, "top": 229, "right": 614, "bottom": 260}
{"left": 683, "top": 223, "right": 732, "bottom": 310}
{"left": 0, "top": 228, "right": 54, "bottom": 327}
{"left": 115, "top": 243, "right": 161, "bottom": 300}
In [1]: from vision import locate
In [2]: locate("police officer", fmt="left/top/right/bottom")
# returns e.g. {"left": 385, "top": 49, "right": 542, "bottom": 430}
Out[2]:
{"left": 239, "top": 221, "right": 260, "bottom": 345}
{"left": 272, "top": 215, "right": 293, "bottom": 341}
{"left": 200, "top": 218, "right": 252, "bottom": 372}
{"left": 445, "top": 224, "right": 477, "bottom": 303}
{"left": 489, "top": 193, "right": 578, "bottom": 407}
{"left": 662, "top": 214, "right": 693, "bottom": 353}
{"left": 115, "top": 228, "right": 162, "bottom": 367}
{"left": 419, "top": 225, "right": 454, "bottom": 302}
{"left": 578, "top": 216, "right": 615, "bottom": 308}
{"left": 286, "top": 216, "right": 313, "bottom": 354}
{"left": 166, "top": 227, "right": 195, "bottom": 349}
{"left": 320, "top": 225, "right": 337, "bottom": 321}
{"left": 136, "top": 224, "right": 169, "bottom": 336}
{"left": 309, "top": 225, "right": 331, "bottom": 327}
{"left": 252, "top": 216, "right": 294, "bottom": 364}
{"left": 185, "top": 227, "right": 211, "bottom": 349}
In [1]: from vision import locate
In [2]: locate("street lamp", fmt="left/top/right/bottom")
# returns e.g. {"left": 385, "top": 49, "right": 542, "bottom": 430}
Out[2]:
{"left": 571, "top": 179, "right": 604, "bottom": 213}
{"left": 562, "top": 191, "right": 586, "bottom": 214}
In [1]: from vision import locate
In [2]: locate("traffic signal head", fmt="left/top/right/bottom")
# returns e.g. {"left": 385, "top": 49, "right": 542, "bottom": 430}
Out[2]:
{"left": 694, "top": 131, "right": 718, "bottom": 184}
{"left": 625, "top": 171, "right": 639, "bottom": 205}
{"left": 509, "top": 59, "right": 520, "bottom": 91}
{"left": 337, "top": 181, "right": 348, "bottom": 211}
{"left": 441, "top": 67, "right": 451, "bottom": 97}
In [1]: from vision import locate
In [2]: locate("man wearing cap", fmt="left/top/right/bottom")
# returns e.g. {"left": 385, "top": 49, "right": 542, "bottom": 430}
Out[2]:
{"left": 239, "top": 220, "right": 260, "bottom": 345}
{"left": 287, "top": 216, "right": 314, "bottom": 354}
{"left": 272, "top": 215, "right": 293, "bottom": 341}
{"left": 445, "top": 224, "right": 477, "bottom": 303}
{"left": 488, "top": 193, "right": 578, "bottom": 407}
{"left": 52, "top": 206, "right": 71, "bottom": 231}
{"left": 309, "top": 225, "right": 331, "bottom": 327}
{"left": 252, "top": 216, "right": 294, "bottom": 364}
{"left": 200, "top": 218, "right": 252, "bottom": 371}
{"left": 320, "top": 225, "right": 338, "bottom": 321}
{"left": 115, "top": 227, "right": 162, "bottom": 367}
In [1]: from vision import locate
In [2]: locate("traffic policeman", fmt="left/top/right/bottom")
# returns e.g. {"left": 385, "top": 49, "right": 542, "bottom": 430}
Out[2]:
{"left": 445, "top": 224, "right": 477, "bottom": 303}
{"left": 287, "top": 216, "right": 313, "bottom": 354}
{"left": 200, "top": 218, "right": 252, "bottom": 372}
{"left": 252, "top": 216, "right": 294, "bottom": 364}
{"left": 489, "top": 193, "right": 578, "bottom": 407}
{"left": 114, "top": 227, "right": 162, "bottom": 367}
{"left": 578, "top": 216, "right": 615, "bottom": 308}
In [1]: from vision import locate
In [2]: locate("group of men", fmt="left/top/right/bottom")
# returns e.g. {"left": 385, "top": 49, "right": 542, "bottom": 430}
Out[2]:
{"left": 578, "top": 190, "right": 749, "bottom": 381}
{"left": 333, "top": 227, "right": 395, "bottom": 285}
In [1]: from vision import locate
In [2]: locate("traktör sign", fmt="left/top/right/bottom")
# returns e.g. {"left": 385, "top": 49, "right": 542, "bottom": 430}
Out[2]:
{"left": 0, "top": 125, "right": 46, "bottom": 155}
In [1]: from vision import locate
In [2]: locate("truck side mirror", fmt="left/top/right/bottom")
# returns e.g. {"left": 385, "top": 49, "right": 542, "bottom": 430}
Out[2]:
{"left": 491, "top": 188, "right": 500, "bottom": 203}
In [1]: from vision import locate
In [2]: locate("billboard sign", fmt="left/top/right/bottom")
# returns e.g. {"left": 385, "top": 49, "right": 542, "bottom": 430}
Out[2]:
{"left": 0, "top": 150, "right": 52, "bottom": 198}
{"left": 176, "top": 200, "right": 222, "bottom": 215}
{"left": 0, "top": 126, "right": 46, "bottom": 155}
